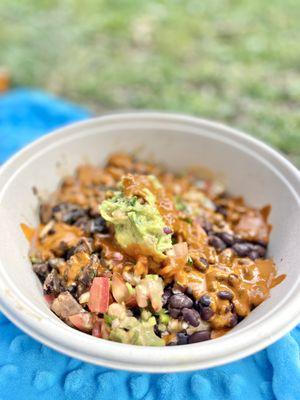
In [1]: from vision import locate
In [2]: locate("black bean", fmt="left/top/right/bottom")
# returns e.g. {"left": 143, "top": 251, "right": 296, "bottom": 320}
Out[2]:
{"left": 177, "top": 332, "right": 189, "bottom": 345}
{"left": 252, "top": 244, "right": 266, "bottom": 257}
{"left": 237, "top": 315, "right": 244, "bottom": 323}
{"left": 169, "top": 293, "right": 193, "bottom": 309}
{"left": 182, "top": 308, "right": 200, "bottom": 327}
{"left": 201, "top": 307, "right": 214, "bottom": 321}
{"left": 217, "top": 290, "right": 233, "bottom": 300}
{"left": 233, "top": 241, "right": 267, "bottom": 259}
{"left": 208, "top": 235, "right": 226, "bottom": 251}
{"left": 199, "top": 257, "right": 209, "bottom": 267}
{"left": 74, "top": 217, "right": 90, "bottom": 231}
{"left": 168, "top": 307, "right": 181, "bottom": 318}
{"left": 89, "top": 217, "right": 108, "bottom": 234}
{"left": 194, "top": 301, "right": 202, "bottom": 313}
{"left": 201, "top": 220, "right": 213, "bottom": 234}
{"left": 229, "top": 313, "right": 238, "bottom": 328}
{"left": 32, "top": 263, "right": 51, "bottom": 282}
{"left": 53, "top": 203, "right": 86, "bottom": 224}
{"left": 43, "top": 270, "right": 61, "bottom": 295}
{"left": 200, "top": 257, "right": 209, "bottom": 268}
{"left": 162, "top": 287, "right": 172, "bottom": 306}
{"left": 194, "top": 257, "right": 209, "bottom": 272}
{"left": 88, "top": 207, "right": 101, "bottom": 218}
{"left": 65, "top": 209, "right": 86, "bottom": 224}
{"left": 171, "top": 284, "right": 185, "bottom": 294}
{"left": 199, "top": 294, "right": 211, "bottom": 307}
{"left": 188, "top": 330, "right": 211, "bottom": 344}
{"left": 254, "top": 240, "right": 267, "bottom": 248}
{"left": 131, "top": 307, "right": 141, "bottom": 318}
{"left": 52, "top": 204, "right": 61, "bottom": 213}
{"left": 248, "top": 250, "right": 260, "bottom": 260}
{"left": 216, "top": 205, "right": 228, "bottom": 217}
{"left": 215, "top": 232, "right": 235, "bottom": 246}
{"left": 232, "top": 242, "right": 252, "bottom": 257}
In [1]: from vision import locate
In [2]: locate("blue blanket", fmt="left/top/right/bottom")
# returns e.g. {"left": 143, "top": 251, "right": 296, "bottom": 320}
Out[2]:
{"left": 0, "top": 89, "right": 299, "bottom": 400}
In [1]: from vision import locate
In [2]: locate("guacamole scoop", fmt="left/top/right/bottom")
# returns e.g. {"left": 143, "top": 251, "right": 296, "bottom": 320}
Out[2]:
{"left": 99, "top": 176, "right": 172, "bottom": 260}
{"left": 107, "top": 304, "right": 165, "bottom": 346}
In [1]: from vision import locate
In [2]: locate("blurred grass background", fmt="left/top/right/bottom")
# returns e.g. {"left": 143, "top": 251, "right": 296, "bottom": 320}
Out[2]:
{"left": 0, "top": 0, "right": 299, "bottom": 165}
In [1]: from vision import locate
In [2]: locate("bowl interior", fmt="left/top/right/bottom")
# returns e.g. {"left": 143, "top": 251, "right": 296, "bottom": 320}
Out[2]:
{"left": 0, "top": 114, "right": 299, "bottom": 372}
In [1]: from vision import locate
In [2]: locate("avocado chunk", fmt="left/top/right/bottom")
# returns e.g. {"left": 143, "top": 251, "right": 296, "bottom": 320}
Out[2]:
{"left": 130, "top": 318, "right": 164, "bottom": 346}
{"left": 108, "top": 310, "right": 165, "bottom": 346}
{"left": 99, "top": 176, "right": 172, "bottom": 260}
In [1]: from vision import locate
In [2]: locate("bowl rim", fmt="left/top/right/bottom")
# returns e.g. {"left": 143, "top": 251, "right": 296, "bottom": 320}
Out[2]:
{"left": 0, "top": 111, "right": 299, "bottom": 373}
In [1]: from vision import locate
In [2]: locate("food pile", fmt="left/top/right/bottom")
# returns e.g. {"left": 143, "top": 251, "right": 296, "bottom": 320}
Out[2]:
{"left": 23, "top": 153, "right": 284, "bottom": 346}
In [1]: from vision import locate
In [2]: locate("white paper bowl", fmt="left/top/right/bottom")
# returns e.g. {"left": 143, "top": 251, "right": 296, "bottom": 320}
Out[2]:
{"left": 0, "top": 112, "right": 299, "bottom": 373}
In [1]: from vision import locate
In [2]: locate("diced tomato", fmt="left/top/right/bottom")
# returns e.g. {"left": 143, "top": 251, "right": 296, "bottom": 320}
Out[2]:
{"left": 69, "top": 312, "right": 93, "bottom": 332}
{"left": 92, "top": 320, "right": 102, "bottom": 338}
{"left": 100, "top": 319, "right": 110, "bottom": 339}
{"left": 92, "top": 318, "right": 110, "bottom": 339}
{"left": 44, "top": 294, "right": 55, "bottom": 305}
{"left": 88, "top": 277, "right": 110, "bottom": 313}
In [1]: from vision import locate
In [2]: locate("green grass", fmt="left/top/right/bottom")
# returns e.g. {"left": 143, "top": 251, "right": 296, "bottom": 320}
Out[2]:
{"left": 0, "top": 0, "right": 299, "bottom": 165}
